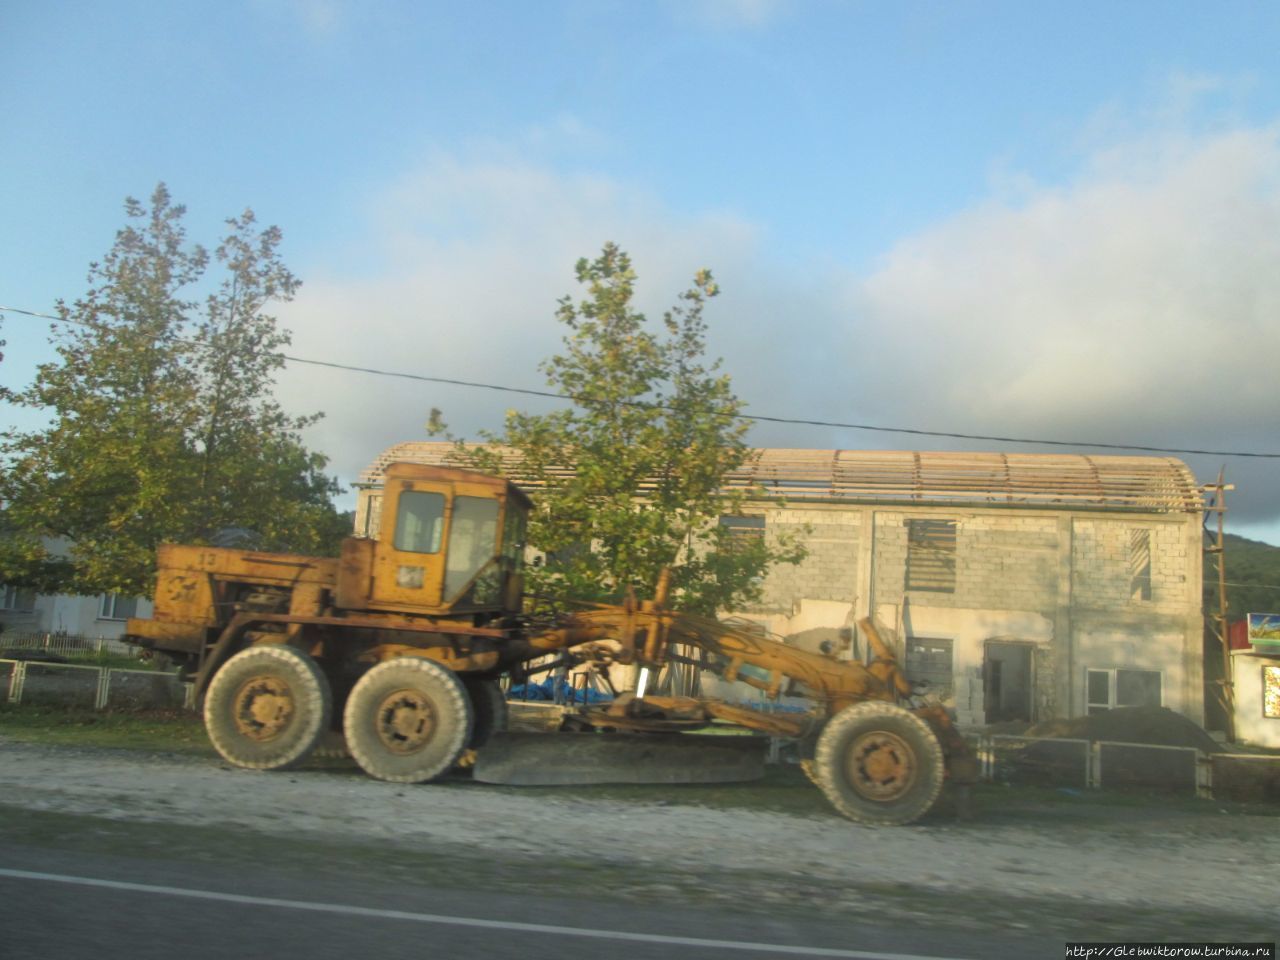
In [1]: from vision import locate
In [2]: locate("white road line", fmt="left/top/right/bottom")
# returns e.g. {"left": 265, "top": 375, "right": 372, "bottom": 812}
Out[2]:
{"left": 0, "top": 867, "right": 970, "bottom": 960}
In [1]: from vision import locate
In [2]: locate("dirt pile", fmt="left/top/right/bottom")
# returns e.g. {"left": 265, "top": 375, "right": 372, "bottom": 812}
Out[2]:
{"left": 1025, "top": 706, "right": 1223, "bottom": 753}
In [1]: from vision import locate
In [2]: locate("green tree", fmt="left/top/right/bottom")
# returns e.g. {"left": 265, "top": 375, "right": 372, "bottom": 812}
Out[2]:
{"left": 438, "top": 242, "right": 802, "bottom": 615}
{"left": 0, "top": 184, "right": 344, "bottom": 597}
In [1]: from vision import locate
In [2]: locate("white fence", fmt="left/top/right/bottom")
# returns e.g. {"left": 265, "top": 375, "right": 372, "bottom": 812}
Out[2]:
{"left": 1, "top": 659, "right": 194, "bottom": 711}
{"left": 0, "top": 631, "right": 135, "bottom": 658}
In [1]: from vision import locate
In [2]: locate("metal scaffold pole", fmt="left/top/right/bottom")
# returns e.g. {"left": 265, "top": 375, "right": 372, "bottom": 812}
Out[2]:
{"left": 1202, "top": 470, "right": 1234, "bottom": 743}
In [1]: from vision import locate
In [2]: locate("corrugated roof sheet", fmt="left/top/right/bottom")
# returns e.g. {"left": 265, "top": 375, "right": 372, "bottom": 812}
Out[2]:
{"left": 359, "top": 442, "right": 1204, "bottom": 514}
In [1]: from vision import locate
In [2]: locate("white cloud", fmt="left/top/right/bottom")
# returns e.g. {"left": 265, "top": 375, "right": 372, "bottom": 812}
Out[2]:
{"left": 276, "top": 114, "right": 1280, "bottom": 531}
{"left": 669, "top": 0, "right": 788, "bottom": 29}
{"left": 249, "top": 0, "right": 347, "bottom": 39}
{"left": 846, "top": 122, "right": 1280, "bottom": 523}
{"left": 275, "top": 152, "right": 767, "bottom": 493}
{"left": 852, "top": 126, "right": 1280, "bottom": 431}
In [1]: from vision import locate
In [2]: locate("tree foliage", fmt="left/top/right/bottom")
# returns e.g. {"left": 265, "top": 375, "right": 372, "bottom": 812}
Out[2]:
{"left": 1205, "top": 533, "right": 1280, "bottom": 622}
{"left": 438, "top": 242, "right": 802, "bottom": 615}
{"left": 0, "top": 185, "right": 346, "bottom": 597}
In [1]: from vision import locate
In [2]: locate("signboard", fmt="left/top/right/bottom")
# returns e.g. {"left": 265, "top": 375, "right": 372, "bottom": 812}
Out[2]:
{"left": 1246, "top": 613, "right": 1280, "bottom": 649}
{"left": 1265, "top": 666, "right": 1280, "bottom": 720}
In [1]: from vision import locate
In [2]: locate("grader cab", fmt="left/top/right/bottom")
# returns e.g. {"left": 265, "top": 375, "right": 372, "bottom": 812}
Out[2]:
{"left": 127, "top": 462, "right": 975, "bottom": 826}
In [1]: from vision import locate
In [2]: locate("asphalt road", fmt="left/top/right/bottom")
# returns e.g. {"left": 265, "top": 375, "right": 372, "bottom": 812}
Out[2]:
{"left": 0, "top": 838, "right": 1055, "bottom": 960}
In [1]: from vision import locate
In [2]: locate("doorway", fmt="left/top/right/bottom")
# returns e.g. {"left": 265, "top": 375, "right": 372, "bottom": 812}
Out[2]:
{"left": 984, "top": 641, "right": 1034, "bottom": 723}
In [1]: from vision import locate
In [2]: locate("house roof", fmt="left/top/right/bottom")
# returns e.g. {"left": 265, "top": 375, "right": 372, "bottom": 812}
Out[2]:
{"left": 358, "top": 442, "right": 1204, "bottom": 514}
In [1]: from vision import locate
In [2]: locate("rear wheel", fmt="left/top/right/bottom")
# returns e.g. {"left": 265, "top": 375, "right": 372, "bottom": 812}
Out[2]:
{"left": 464, "top": 678, "right": 508, "bottom": 749}
{"left": 812, "top": 701, "right": 944, "bottom": 825}
{"left": 344, "top": 658, "right": 473, "bottom": 783}
{"left": 203, "top": 645, "right": 330, "bottom": 770}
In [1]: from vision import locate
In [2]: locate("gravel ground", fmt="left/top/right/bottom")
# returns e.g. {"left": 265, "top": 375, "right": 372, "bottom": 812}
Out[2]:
{"left": 2, "top": 735, "right": 1278, "bottom": 941}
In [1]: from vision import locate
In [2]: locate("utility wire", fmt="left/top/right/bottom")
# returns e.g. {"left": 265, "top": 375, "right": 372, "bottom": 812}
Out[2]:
{"left": 5, "top": 303, "right": 1280, "bottom": 459}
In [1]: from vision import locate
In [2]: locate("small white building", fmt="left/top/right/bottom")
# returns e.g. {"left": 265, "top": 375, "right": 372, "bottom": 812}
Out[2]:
{"left": 1231, "top": 649, "right": 1280, "bottom": 748}
{"left": 358, "top": 444, "right": 1207, "bottom": 729}
{"left": 0, "top": 584, "right": 153, "bottom": 643}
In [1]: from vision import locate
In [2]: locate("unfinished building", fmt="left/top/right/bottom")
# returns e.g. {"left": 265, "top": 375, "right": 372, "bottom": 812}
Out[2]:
{"left": 356, "top": 444, "right": 1205, "bottom": 728}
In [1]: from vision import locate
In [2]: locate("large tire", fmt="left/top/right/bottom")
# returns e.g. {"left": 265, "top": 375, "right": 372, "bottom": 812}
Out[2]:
{"left": 203, "top": 645, "right": 331, "bottom": 771}
{"left": 344, "top": 658, "right": 474, "bottom": 783}
{"left": 812, "top": 701, "right": 945, "bottom": 826}
{"left": 464, "top": 678, "right": 508, "bottom": 749}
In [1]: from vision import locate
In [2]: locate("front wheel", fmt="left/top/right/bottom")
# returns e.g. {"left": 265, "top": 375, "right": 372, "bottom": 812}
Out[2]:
{"left": 812, "top": 701, "right": 945, "bottom": 825}
{"left": 344, "top": 658, "right": 473, "bottom": 783}
{"left": 203, "top": 645, "right": 331, "bottom": 770}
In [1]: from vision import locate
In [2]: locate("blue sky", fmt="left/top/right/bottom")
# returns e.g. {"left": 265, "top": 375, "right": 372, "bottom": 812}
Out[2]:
{"left": 4, "top": 0, "right": 1280, "bottom": 540}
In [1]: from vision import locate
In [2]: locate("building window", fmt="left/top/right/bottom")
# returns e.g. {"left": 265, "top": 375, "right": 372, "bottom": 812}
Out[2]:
{"left": 364, "top": 493, "right": 383, "bottom": 538}
{"left": 0, "top": 584, "right": 37, "bottom": 612}
{"left": 906, "top": 519, "right": 956, "bottom": 593}
{"left": 719, "top": 515, "right": 765, "bottom": 551}
{"left": 99, "top": 594, "right": 139, "bottom": 621}
{"left": 1264, "top": 666, "right": 1280, "bottom": 720}
{"left": 1086, "top": 667, "right": 1162, "bottom": 715}
{"left": 1129, "top": 528, "right": 1152, "bottom": 602}
{"left": 906, "top": 637, "right": 954, "bottom": 701}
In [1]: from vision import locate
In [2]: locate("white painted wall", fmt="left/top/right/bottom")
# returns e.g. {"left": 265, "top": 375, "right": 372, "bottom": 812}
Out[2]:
{"left": 1231, "top": 650, "right": 1280, "bottom": 748}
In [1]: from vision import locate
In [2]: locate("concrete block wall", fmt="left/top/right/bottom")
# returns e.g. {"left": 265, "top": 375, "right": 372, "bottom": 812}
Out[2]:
{"left": 1073, "top": 623, "right": 1202, "bottom": 723}
{"left": 752, "top": 508, "right": 860, "bottom": 613}
{"left": 1070, "top": 519, "right": 1189, "bottom": 613}
{"left": 735, "top": 503, "right": 1203, "bottom": 727}
{"left": 873, "top": 512, "right": 1059, "bottom": 613}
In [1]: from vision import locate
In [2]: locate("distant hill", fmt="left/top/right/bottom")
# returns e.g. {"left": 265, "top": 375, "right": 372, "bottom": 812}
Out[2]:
{"left": 1204, "top": 533, "right": 1280, "bottom": 620}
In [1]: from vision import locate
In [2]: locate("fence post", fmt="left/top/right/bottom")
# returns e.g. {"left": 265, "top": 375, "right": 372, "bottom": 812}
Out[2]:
{"left": 1088, "top": 742, "right": 1102, "bottom": 789}
{"left": 10, "top": 661, "right": 26, "bottom": 704}
{"left": 1196, "top": 753, "right": 1213, "bottom": 800}
{"left": 95, "top": 669, "right": 110, "bottom": 710}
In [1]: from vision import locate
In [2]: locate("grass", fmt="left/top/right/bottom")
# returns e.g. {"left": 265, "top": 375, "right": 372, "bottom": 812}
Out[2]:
{"left": 0, "top": 704, "right": 211, "bottom": 753}
{"left": 1, "top": 648, "right": 162, "bottom": 670}
{"left": 66, "top": 651, "right": 163, "bottom": 670}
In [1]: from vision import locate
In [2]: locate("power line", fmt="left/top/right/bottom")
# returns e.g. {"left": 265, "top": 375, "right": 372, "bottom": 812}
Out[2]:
{"left": 5, "top": 303, "right": 1280, "bottom": 459}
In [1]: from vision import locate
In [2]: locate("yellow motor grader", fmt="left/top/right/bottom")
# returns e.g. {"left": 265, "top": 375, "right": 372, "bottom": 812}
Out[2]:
{"left": 127, "top": 462, "right": 975, "bottom": 825}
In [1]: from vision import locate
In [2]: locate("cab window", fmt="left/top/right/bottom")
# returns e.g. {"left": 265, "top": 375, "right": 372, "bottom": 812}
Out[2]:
{"left": 444, "top": 496, "right": 501, "bottom": 599}
{"left": 394, "top": 491, "right": 445, "bottom": 554}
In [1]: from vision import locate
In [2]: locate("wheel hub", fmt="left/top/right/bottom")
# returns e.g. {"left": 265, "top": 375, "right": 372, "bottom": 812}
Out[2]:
{"left": 232, "top": 676, "right": 295, "bottom": 742}
{"left": 846, "top": 730, "right": 916, "bottom": 802}
{"left": 375, "top": 689, "right": 436, "bottom": 754}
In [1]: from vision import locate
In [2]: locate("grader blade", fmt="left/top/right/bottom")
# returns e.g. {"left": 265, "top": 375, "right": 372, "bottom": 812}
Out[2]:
{"left": 471, "top": 731, "right": 767, "bottom": 785}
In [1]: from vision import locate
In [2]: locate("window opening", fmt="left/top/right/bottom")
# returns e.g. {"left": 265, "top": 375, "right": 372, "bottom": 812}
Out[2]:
{"left": 100, "top": 594, "right": 139, "bottom": 620}
{"left": 1087, "top": 667, "right": 1162, "bottom": 714}
{"left": 720, "top": 514, "right": 765, "bottom": 550}
{"left": 364, "top": 494, "right": 383, "bottom": 538}
{"left": 1129, "top": 528, "right": 1152, "bottom": 602}
{"left": 906, "top": 519, "right": 956, "bottom": 593}
{"left": 0, "top": 584, "right": 36, "bottom": 612}
{"left": 905, "top": 637, "right": 954, "bottom": 701}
